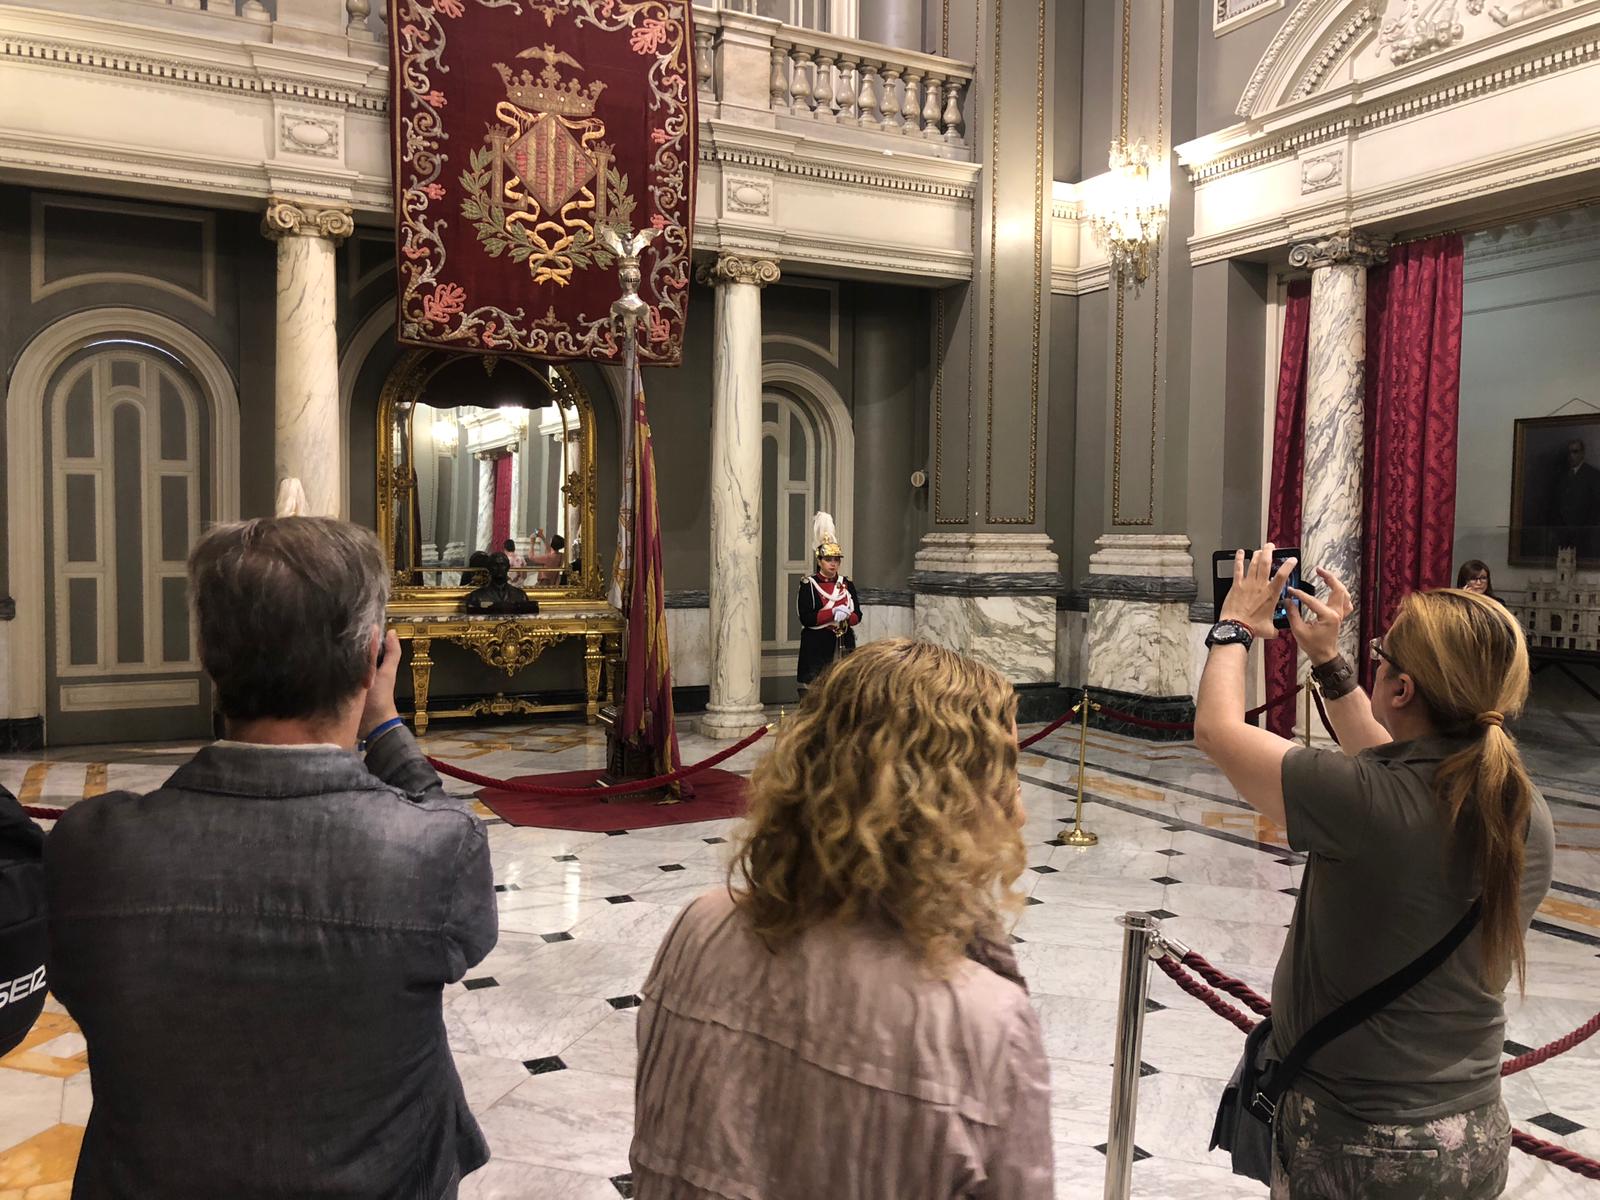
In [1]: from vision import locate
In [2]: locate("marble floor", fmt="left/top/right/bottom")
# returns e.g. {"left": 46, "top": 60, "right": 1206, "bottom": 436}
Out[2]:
{"left": 4, "top": 717, "right": 1599, "bottom": 1199}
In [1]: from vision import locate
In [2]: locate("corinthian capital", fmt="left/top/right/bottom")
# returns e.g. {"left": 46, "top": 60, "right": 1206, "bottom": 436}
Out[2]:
{"left": 696, "top": 254, "right": 781, "bottom": 288}
{"left": 1288, "top": 229, "right": 1390, "bottom": 270}
{"left": 262, "top": 197, "right": 355, "bottom": 243}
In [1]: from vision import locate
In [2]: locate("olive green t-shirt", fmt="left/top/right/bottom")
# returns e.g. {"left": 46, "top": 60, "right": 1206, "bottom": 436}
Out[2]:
{"left": 1269, "top": 737, "right": 1555, "bottom": 1123}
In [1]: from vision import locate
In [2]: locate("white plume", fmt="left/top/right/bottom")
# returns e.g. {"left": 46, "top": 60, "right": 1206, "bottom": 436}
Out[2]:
{"left": 812, "top": 510, "right": 838, "bottom": 549}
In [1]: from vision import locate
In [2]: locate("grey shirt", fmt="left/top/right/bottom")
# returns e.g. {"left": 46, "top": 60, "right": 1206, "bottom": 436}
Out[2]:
{"left": 46, "top": 727, "right": 497, "bottom": 1199}
{"left": 1270, "top": 737, "right": 1554, "bottom": 1123}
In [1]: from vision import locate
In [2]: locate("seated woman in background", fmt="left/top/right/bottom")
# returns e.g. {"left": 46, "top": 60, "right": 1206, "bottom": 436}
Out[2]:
{"left": 1195, "top": 547, "right": 1553, "bottom": 1200}
{"left": 631, "top": 639, "right": 1054, "bottom": 1199}
{"left": 1456, "top": 559, "right": 1498, "bottom": 600}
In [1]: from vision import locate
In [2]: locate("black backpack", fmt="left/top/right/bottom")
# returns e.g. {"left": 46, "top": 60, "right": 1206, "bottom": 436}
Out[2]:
{"left": 0, "top": 787, "right": 47, "bottom": 1057}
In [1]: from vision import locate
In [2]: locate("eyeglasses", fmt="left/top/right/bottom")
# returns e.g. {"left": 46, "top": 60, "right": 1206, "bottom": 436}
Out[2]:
{"left": 1368, "top": 637, "right": 1404, "bottom": 675}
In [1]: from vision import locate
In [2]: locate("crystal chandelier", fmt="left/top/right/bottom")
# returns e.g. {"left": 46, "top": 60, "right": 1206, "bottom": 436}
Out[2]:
{"left": 432, "top": 414, "right": 460, "bottom": 454}
{"left": 1086, "top": 137, "right": 1169, "bottom": 288}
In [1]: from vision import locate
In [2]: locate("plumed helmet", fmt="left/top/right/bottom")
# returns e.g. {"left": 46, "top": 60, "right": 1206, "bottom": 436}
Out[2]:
{"left": 813, "top": 511, "right": 843, "bottom": 560}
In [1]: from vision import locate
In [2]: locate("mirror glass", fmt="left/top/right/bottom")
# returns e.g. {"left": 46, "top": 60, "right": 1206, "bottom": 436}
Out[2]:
{"left": 392, "top": 395, "right": 584, "bottom": 589}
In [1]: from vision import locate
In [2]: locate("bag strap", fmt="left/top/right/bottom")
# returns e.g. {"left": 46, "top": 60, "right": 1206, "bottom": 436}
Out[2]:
{"left": 1253, "top": 898, "right": 1482, "bottom": 1118}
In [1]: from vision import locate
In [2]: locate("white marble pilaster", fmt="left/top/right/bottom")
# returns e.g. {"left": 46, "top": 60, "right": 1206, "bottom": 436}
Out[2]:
{"left": 1288, "top": 231, "right": 1389, "bottom": 668}
{"left": 264, "top": 197, "right": 353, "bottom": 519}
{"left": 475, "top": 453, "right": 497, "bottom": 553}
{"left": 698, "top": 255, "right": 780, "bottom": 739}
{"left": 1083, "top": 535, "right": 1196, "bottom": 698}
{"left": 910, "top": 533, "right": 1059, "bottom": 683}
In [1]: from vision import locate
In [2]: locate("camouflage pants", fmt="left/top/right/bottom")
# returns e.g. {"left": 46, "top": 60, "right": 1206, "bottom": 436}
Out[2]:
{"left": 1270, "top": 1089, "right": 1510, "bottom": 1200}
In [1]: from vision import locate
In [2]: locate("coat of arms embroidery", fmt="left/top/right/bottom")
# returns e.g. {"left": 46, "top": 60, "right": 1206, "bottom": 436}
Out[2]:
{"left": 462, "top": 45, "right": 634, "bottom": 286}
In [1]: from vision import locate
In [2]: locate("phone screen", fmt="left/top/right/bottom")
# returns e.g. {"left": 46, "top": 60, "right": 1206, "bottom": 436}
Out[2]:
{"left": 1272, "top": 551, "right": 1303, "bottom": 631}
{"left": 1211, "top": 547, "right": 1305, "bottom": 629}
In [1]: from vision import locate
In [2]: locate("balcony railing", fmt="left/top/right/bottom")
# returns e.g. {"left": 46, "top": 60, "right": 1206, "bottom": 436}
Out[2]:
{"left": 697, "top": 10, "right": 974, "bottom": 157}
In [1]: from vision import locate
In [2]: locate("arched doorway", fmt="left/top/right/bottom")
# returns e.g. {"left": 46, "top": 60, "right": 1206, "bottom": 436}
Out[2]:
{"left": 759, "top": 367, "right": 853, "bottom": 682}
{"left": 6, "top": 311, "right": 239, "bottom": 745}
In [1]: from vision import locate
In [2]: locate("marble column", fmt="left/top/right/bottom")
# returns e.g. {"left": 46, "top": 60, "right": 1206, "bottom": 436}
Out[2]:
{"left": 698, "top": 254, "right": 780, "bottom": 739}
{"left": 1287, "top": 230, "right": 1389, "bottom": 667}
{"left": 263, "top": 197, "right": 353, "bottom": 518}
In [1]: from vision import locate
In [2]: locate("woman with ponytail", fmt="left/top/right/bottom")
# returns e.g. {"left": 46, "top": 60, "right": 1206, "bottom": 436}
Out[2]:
{"left": 1194, "top": 545, "right": 1554, "bottom": 1200}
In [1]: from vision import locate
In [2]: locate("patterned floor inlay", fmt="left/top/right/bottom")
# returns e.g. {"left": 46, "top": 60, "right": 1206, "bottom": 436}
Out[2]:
{"left": 8, "top": 716, "right": 1598, "bottom": 1198}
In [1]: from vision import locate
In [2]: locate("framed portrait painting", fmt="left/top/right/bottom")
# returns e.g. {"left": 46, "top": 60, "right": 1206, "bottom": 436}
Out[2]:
{"left": 1509, "top": 412, "right": 1600, "bottom": 568}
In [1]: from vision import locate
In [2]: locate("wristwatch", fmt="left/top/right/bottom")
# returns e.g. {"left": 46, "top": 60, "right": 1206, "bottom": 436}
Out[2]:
{"left": 1206, "top": 620, "right": 1254, "bottom": 651}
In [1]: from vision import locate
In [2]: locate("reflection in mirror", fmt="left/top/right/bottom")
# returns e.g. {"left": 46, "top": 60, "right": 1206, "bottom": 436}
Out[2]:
{"left": 396, "top": 396, "right": 584, "bottom": 588}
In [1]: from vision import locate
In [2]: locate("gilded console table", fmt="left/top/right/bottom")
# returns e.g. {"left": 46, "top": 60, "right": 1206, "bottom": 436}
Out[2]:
{"left": 386, "top": 608, "right": 625, "bottom": 733}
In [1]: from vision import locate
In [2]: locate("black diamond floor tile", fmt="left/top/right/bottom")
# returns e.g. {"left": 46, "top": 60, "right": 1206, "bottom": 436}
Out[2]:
{"left": 492, "top": 883, "right": 521, "bottom": 893}
{"left": 1138, "top": 1061, "right": 1159, "bottom": 1077}
{"left": 605, "top": 895, "right": 636, "bottom": 904}
{"left": 1144, "top": 999, "right": 1166, "bottom": 1013}
{"left": 1530, "top": 1112, "right": 1585, "bottom": 1136}
{"left": 1503, "top": 1039, "right": 1534, "bottom": 1057}
{"left": 1146, "top": 908, "right": 1178, "bottom": 920}
{"left": 659, "top": 863, "right": 686, "bottom": 872}
{"left": 462, "top": 977, "right": 499, "bottom": 991}
{"left": 541, "top": 931, "right": 575, "bottom": 943}
{"left": 608, "top": 994, "right": 643, "bottom": 1010}
{"left": 1150, "top": 875, "right": 1181, "bottom": 885}
{"left": 522, "top": 1055, "right": 566, "bottom": 1075}
{"left": 1093, "top": 1143, "right": 1151, "bottom": 1162}
{"left": 553, "top": 854, "right": 579, "bottom": 863}
{"left": 1011, "top": 935, "right": 1026, "bottom": 944}
{"left": 1280, "top": 887, "right": 1301, "bottom": 897}
{"left": 1031, "top": 864, "right": 1059, "bottom": 874}
{"left": 703, "top": 836, "right": 727, "bottom": 845}
{"left": 1157, "top": 848, "right": 1184, "bottom": 857}
{"left": 604, "top": 830, "right": 630, "bottom": 837}
{"left": 611, "top": 1175, "right": 634, "bottom": 1198}
{"left": 1025, "top": 896, "right": 1044, "bottom": 906}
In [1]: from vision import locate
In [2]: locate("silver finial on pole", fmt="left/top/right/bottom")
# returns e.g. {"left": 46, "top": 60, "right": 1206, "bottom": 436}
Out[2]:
{"left": 604, "top": 225, "right": 661, "bottom": 381}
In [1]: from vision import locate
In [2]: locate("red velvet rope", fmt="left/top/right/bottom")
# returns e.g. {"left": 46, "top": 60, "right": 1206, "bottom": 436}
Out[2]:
{"left": 23, "top": 805, "right": 63, "bottom": 821}
{"left": 1154, "top": 954, "right": 1260, "bottom": 1035}
{"left": 1512, "top": 1131, "right": 1600, "bottom": 1180}
{"left": 1160, "top": 945, "right": 1600, "bottom": 1178}
{"left": 1180, "top": 950, "right": 1273, "bottom": 1018}
{"left": 1017, "top": 704, "right": 1082, "bottom": 750}
{"left": 426, "top": 723, "right": 770, "bottom": 797}
{"left": 1502, "top": 1009, "right": 1600, "bottom": 1076}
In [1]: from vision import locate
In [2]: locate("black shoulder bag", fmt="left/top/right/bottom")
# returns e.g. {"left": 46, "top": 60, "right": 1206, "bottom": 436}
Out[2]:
{"left": 1210, "top": 899, "right": 1482, "bottom": 1183}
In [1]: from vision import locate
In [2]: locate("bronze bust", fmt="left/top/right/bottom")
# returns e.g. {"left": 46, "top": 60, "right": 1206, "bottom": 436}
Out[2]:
{"left": 462, "top": 552, "right": 538, "bottom": 614}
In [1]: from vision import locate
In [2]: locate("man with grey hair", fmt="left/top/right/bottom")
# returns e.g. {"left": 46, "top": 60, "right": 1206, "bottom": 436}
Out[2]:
{"left": 45, "top": 516, "right": 498, "bottom": 1199}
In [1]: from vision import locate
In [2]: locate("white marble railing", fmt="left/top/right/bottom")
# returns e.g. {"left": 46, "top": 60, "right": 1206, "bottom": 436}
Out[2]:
{"left": 695, "top": 10, "right": 973, "bottom": 154}
{"left": 137, "top": 0, "right": 273, "bottom": 18}
{"left": 769, "top": 31, "right": 969, "bottom": 146}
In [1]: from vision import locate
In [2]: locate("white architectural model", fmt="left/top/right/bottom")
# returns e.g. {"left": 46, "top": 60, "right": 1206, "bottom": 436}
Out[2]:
{"left": 1517, "top": 549, "right": 1600, "bottom": 653}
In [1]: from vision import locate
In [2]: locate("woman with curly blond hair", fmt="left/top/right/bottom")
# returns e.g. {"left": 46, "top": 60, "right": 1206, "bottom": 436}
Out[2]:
{"left": 629, "top": 639, "right": 1054, "bottom": 1199}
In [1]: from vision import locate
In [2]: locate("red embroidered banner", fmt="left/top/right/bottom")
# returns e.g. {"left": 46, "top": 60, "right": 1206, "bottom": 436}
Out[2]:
{"left": 390, "top": 0, "right": 696, "bottom": 363}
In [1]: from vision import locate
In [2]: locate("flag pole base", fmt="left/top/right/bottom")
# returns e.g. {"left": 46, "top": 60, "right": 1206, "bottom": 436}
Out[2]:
{"left": 1058, "top": 826, "right": 1099, "bottom": 847}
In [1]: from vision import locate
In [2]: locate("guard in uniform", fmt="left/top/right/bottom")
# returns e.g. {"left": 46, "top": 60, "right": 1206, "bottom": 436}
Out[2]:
{"left": 796, "top": 512, "right": 862, "bottom": 692}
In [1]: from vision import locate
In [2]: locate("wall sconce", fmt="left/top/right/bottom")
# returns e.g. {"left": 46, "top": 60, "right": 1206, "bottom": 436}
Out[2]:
{"left": 1085, "top": 136, "right": 1169, "bottom": 288}
{"left": 432, "top": 415, "right": 460, "bottom": 454}
{"left": 500, "top": 404, "right": 529, "bottom": 433}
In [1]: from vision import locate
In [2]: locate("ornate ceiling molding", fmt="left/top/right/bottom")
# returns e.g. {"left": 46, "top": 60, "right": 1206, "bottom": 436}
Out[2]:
{"left": 1193, "top": 21, "right": 1600, "bottom": 183}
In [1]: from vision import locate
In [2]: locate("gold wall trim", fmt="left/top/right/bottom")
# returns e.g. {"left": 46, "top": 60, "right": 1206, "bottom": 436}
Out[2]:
{"left": 1109, "top": 0, "right": 1165, "bottom": 529}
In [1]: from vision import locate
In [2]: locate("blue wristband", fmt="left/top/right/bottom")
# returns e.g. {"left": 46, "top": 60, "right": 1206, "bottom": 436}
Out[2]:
{"left": 362, "top": 716, "right": 406, "bottom": 751}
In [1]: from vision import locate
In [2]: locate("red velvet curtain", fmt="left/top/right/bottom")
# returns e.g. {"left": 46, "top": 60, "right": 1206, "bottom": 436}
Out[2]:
{"left": 1359, "top": 236, "right": 1465, "bottom": 686}
{"left": 491, "top": 452, "right": 514, "bottom": 552}
{"left": 1265, "top": 281, "right": 1313, "bottom": 736}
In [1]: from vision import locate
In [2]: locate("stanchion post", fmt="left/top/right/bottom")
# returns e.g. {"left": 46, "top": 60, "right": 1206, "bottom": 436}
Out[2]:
{"left": 1302, "top": 682, "right": 1312, "bottom": 748}
{"left": 1056, "top": 688, "right": 1098, "bottom": 847}
{"left": 1104, "top": 911, "right": 1160, "bottom": 1200}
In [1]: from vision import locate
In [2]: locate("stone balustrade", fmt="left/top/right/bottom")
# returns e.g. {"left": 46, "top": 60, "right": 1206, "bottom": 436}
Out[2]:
{"left": 697, "top": 8, "right": 974, "bottom": 157}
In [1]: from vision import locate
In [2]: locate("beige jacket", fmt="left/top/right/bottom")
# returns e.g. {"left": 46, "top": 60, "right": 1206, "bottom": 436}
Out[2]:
{"left": 631, "top": 889, "right": 1055, "bottom": 1199}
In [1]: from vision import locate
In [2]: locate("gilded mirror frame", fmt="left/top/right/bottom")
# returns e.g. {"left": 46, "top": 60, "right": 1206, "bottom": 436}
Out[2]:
{"left": 376, "top": 349, "right": 602, "bottom": 611}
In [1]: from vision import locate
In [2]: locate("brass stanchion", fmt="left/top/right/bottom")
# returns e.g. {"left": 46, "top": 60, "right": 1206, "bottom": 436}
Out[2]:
{"left": 1303, "top": 681, "right": 1313, "bottom": 748}
{"left": 1056, "top": 687, "right": 1099, "bottom": 847}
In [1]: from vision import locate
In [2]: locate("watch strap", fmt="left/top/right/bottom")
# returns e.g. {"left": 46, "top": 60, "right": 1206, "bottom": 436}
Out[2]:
{"left": 1310, "top": 653, "right": 1358, "bottom": 701}
{"left": 1206, "top": 620, "right": 1254, "bottom": 650}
